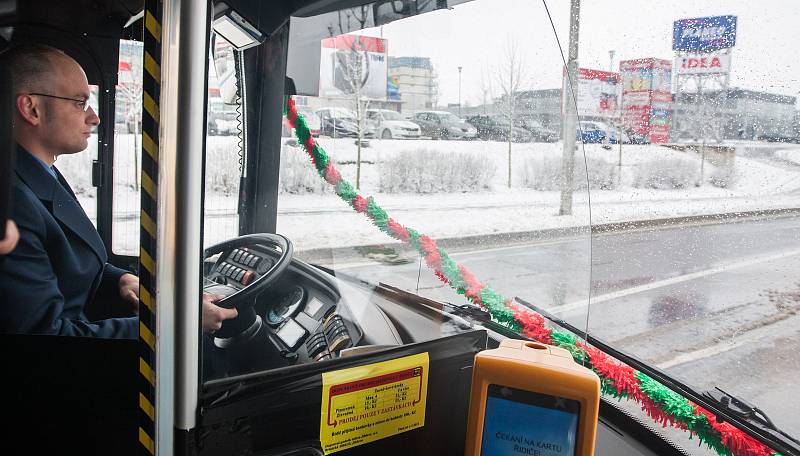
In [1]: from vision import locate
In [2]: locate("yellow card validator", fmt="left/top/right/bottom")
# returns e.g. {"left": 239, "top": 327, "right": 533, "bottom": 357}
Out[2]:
{"left": 320, "top": 352, "right": 429, "bottom": 454}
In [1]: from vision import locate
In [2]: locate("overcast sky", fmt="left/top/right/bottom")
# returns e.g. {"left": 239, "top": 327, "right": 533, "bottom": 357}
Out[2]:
{"left": 357, "top": 0, "right": 800, "bottom": 107}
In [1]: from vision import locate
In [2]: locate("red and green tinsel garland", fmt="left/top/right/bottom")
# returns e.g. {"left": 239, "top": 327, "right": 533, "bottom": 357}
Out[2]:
{"left": 284, "top": 97, "right": 780, "bottom": 456}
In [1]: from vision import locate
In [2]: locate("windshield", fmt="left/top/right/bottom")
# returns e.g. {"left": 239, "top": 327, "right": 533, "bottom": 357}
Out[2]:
{"left": 201, "top": 0, "right": 798, "bottom": 451}
{"left": 440, "top": 112, "right": 463, "bottom": 124}
{"left": 493, "top": 116, "right": 511, "bottom": 127}
{"left": 381, "top": 110, "right": 403, "bottom": 120}
{"left": 329, "top": 107, "right": 357, "bottom": 120}
{"left": 274, "top": 0, "right": 590, "bottom": 407}
{"left": 297, "top": 106, "right": 315, "bottom": 116}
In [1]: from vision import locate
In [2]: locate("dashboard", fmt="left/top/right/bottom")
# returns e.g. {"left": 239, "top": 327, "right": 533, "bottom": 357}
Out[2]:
{"left": 202, "top": 244, "right": 379, "bottom": 379}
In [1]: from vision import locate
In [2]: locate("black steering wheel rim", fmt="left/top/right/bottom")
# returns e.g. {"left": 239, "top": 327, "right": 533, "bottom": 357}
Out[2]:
{"left": 204, "top": 233, "right": 293, "bottom": 309}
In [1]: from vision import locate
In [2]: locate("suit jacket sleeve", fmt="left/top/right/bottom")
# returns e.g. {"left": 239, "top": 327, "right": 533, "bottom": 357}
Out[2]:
{"left": 104, "top": 263, "right": 129, "bottom": 284}
{"left": 0, "top": 188, "right": 137, "bottom": 339}
{"left": 89, "top": 263, "right": 136, "bottom": 321}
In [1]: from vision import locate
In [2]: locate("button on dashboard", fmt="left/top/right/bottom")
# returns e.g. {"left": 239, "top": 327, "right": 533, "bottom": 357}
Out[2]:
{"left": 256, "top": 259, "right": 271, "bottom": 274}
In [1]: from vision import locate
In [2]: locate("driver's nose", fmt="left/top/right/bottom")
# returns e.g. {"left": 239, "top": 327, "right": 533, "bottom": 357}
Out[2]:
{"left": 86, "top": 105, "right": 100, "bottom": 126}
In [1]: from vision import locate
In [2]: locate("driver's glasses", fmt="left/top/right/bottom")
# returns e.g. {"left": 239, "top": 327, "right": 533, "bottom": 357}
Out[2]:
{"left": 26, "top": 92, "right": 90, "bottom": 112}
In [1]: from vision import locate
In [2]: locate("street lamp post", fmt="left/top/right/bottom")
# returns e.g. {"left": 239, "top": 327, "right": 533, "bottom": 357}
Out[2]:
{"left": 607, "top": 49, "right": 616, "bottom": 147}
{"left": 457, "top": 66, "right": 463, "bottom": 116}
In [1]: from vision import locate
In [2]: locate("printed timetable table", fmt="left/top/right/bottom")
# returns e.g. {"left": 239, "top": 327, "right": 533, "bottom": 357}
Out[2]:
{"left": 320, "top": 354, "right": 429, "bottom": 454}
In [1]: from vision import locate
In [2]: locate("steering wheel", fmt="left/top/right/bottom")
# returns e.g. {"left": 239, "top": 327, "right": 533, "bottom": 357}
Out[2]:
{"left": 203, "top": 233, "right": 293, "bottom": 341}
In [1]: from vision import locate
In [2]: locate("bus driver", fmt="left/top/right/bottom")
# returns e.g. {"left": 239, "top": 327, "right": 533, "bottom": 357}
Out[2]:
{"left": 0, "top": 44, "right": 237, "bottom": 338}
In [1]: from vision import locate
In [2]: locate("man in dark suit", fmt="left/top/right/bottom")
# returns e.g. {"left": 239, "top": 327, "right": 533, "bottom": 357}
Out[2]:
{"left": 0, "top": 44, "right": 236, "bottom": 337}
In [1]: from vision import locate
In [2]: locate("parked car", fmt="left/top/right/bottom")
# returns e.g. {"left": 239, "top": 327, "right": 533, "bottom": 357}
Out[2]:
{"left": 514, "top": 118, "right": 559, "bottom": 142}
{"left": 316, "top": 107, "right": 375, "bottom": 138}
{"left": 366, "top": 109, "right": 421, "bottom": 139}
{"left": 208, "top": 99, "right": 239, "bottom": 135}
{"left": 410, "top": 111, "right": 476, "bottom": 140}
{"left": 576, "top": 121, "right": 628, "bottom": 144}
{"left": 757, "top": 133, "right": 798, "bottom": 143}
{"left": 466, "top": 115, "right": 532, "bottom": 142}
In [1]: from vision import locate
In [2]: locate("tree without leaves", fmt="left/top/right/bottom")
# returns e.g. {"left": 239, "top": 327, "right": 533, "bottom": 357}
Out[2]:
{"left": 490, "top": 39, "right": 530, "bottom": 188}
{"left": 330, "top": 7, "right": 374, "bottom": 190}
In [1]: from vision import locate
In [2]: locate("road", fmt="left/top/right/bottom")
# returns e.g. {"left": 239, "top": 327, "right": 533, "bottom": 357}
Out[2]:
{"left": 337, "top": 215, "right": 800, "bottom": 439}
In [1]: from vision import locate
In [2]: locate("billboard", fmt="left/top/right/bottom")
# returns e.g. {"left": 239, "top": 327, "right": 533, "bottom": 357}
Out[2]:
{"left": 673, "top": 15, "right": 737, "bottom": 52}
{"left": 674, "top": 52, "right": 731, "bottom": 75}
{"left": 387, "top": 75, "right": 401, "bottom": 101}
{"left": 572, "top": 68, "right": 619, "bottom": 118}
{"left": 319, "top": 34, "right": 388, "bottom": 100}
{"left": 619, "top": 58, "right": 672, "bottom": 93}
{"left": 620, "top": 59, "right": 672, "bottom": 143}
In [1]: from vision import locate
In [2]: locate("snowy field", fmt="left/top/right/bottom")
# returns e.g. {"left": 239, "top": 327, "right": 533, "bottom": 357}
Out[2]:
{"left": 55, "top": 134, "right": 800, "bottom": 255}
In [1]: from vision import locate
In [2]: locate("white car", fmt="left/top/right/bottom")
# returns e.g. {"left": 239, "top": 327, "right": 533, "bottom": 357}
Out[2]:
{"left": 366, "top": 109, "right": 421, "bottom": 139}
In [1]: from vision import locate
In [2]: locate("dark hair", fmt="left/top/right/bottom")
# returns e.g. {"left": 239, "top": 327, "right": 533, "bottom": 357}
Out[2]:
{"left": 0, "top": 43, "right": 66, "bottom": 93}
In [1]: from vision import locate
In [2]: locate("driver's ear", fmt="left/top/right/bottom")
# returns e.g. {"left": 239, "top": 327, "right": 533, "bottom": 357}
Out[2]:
{"left": 16, "top": 94, "right": 42, "bottom": 126}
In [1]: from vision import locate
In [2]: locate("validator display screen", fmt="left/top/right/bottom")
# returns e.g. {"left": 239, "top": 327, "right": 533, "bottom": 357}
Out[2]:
{"left": 480, "top": 384, "right": 580, "bottom": 456}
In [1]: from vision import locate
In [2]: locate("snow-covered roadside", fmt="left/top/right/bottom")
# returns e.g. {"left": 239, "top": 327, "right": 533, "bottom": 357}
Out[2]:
{"left": 274, "top": 191, "right": 800, "bottom": 251}
{"left": 61, "top": 134, "right": 800, "bottom": 254}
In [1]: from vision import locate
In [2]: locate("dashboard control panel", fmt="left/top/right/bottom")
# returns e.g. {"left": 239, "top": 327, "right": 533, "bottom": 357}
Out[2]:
{"left": 207, "top": 245, "right": 362, "bottom": 367}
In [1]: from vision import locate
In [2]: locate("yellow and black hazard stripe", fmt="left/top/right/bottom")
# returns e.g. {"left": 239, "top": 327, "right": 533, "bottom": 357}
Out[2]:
{"left": 139, "top": 0, "right": 161, "bottom": 454}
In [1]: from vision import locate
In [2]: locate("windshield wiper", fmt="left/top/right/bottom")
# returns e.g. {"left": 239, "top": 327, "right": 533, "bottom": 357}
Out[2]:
{"left": 514, "top": 296, "right": 800, "bottom": 456}
{"left": 439, "top": 302, "right": 492, "bottom": 322}
{"left": 703, "top": 387, "right": 800, "bottom": 446}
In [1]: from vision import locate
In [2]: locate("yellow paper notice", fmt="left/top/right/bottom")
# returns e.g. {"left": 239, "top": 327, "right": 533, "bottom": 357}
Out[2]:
{"left": 320, "top": 352, "right": 429, "bottom": 454}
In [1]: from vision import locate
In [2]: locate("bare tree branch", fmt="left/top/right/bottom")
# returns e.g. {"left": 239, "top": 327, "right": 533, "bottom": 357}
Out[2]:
{"left": 492, "top": 37, "right": 531, "bottom": 187}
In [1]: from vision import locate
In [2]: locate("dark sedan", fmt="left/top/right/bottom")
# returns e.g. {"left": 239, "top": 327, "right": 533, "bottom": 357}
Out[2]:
{"left": 466, "top": 115, "right": 532, "bottom": 142}
{"left": 316, "top": 107, "right": 375, "bottom": 138}
{"left": 410, "top": 111, "right": 477, "bottom": 140}
{"left": 514, "top": 118, "right": 559, "bottom": 142}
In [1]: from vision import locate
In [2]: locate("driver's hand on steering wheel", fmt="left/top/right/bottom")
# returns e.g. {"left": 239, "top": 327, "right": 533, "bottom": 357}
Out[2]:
{"left": 202, "top": 293, "right": 238, "bottom": 333}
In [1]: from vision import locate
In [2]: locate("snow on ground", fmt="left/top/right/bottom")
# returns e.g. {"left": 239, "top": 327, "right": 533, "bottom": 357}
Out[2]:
{"left": 58, "top": 134, "right": 800, "bottom": 254}
{"left": 773, "top": 148, "right": 800, "bottom": 167}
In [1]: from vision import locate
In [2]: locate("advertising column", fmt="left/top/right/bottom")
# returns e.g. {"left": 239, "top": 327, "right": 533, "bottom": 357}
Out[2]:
{"left": 649, "top": 59, "right": 673, "bottom": 143}
{"left": 619, "top": 58, "right": 672, "bottom": 144}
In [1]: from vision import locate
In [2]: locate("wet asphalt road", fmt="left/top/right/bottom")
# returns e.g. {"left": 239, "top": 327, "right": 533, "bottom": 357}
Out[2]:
{"left": 339, "top": 215, "right": 800, "bottom": 438}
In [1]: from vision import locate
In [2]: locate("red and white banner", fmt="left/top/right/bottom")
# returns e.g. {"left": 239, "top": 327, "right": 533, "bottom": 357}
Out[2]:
{"left": 319, "top": 34, "right": 388, "bottom": 100}
{"left": 572, "top": 68, "right": 619, "bottom": 118}
{"left": 674, "top": 53, "right": 731, "bottom": 75}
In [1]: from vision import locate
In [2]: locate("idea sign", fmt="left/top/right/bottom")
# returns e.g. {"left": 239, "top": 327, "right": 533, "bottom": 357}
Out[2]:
{"left": 674, "top": 53, "right": 731, "bottom": 75}
{"left": 673, "top": 15, "right": 737, "bottom": 52}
